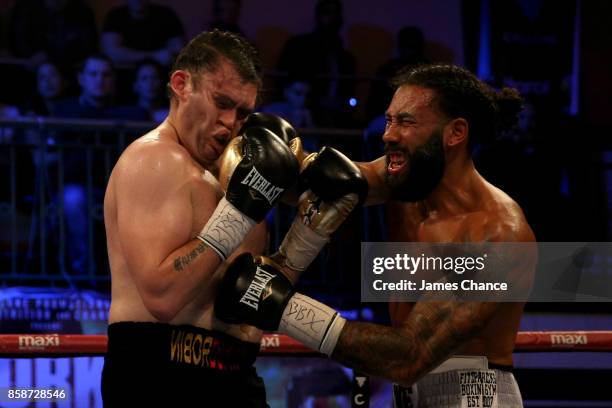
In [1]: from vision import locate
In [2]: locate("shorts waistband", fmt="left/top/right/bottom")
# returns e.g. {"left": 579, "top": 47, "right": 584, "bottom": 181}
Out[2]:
{"left": 430, "top": 356, "right": 514, "bottom": 374}
{"left": 394, "top": 369, "right": 523, "bottom": 408}
{"left": 107, "top": 321, "right": 260, "bottom": 372}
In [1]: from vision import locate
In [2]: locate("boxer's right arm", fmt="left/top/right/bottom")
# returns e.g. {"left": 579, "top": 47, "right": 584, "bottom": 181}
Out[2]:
{"left": 273, "top": 147, "right": 368, "bottom": 279}
{"left": 116, "top": 129, "right": 298, "bottom": 322}
{"left": 356, "top": 156, "right": 390, "bottom": 206}
{"left": 114, "top": 143, "right": 224, "bottom": 322}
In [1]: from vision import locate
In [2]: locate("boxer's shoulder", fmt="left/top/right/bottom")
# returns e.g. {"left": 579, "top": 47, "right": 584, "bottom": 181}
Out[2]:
{"left": 467, "top": 180, "right": 534, "bottom": 242}
{"left": 456, "top": 207, "right": 532, "bottom": 243}
{"left": 115, "top": 134, "right": 206, "bottom": 189}
{"left": 484, "top": 203, "right": 533, "bottom": 243}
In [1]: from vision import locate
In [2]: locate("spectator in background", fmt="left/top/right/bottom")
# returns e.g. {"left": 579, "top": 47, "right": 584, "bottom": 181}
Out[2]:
{"left": 53, "top": 54, "right": 149, "bottom": 120}
{"left": 101, "top": 0, "right": 185, "bottom": 67}
{"left": 49, "top": 54, "right": 148, "bottom": 274}
{"left": 261, "top": 78, "right": 314, "bottom": 128}
{"left": 21, "top": 61, "right": 69, "bottom": 174}
{"left": 21, "top": 60, "right": 66, "bottom": 187}
{"left": 208, "top": 0, "right": 244, "bottom": 36}
{"left": 22, "top": 60, "right": 69, "bottom": 166}
{"left": 25, "top": 61, "right": 68, "bottom": 116}
{"left": 132, "top": 59, "right": 169, "bottom": 123}
{"left": 364, "top": 26, "right": 430, "bottom": 161}
{"left": 20, "top": 62, "right": 70, "bottom": 265}
{"left": 8, "top": 0, "right": 98, "bottom": 71}
{"left": 259, "top": 78, "right": 317, "bottom": 252}
{"left": 366, "top": 26, "right": 429, "bottom": 123}
{"left": 277, "top": 0, "right": 356, "bottom": 127}
{"left": 101, "top": 0, "right": 185, "bottom": 103}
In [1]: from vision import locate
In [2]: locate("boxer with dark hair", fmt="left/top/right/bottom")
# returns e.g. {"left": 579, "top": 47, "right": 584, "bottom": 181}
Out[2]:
{"left": 217, "top": 64, "right": 536, "bottom": 407}
{"left": 103, "top": 30, "right": 300, "bottom": 406}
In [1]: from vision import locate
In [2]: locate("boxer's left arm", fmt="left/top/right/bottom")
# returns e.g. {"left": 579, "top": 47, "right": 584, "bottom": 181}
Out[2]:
{"left": 215, "top": 218, "right": 535, "bottom": 386}
{"left": 217, "top": 254, "right": 498, "bottom": 382}
{"left": 299, "top": 154, "right": 388, "bottom": 207}
{"left": 333, "top": 301, "right": 499, "bottom": 386}
{"left": 330, "top": 221, "right": 536, "bottom": 386}
{"left": 213, "top": 254, "right": 506, "bottom": 383}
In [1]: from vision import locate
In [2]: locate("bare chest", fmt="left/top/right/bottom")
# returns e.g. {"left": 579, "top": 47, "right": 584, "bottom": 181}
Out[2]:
{"left": 387, "top": 203, "right": 471, "bottom": 243}
{"left": 417, "top": 217, "right": 471, "bottom": 242}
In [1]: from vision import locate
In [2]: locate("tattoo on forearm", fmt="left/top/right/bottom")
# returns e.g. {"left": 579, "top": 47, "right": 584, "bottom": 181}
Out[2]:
{"left": 333, "top": 301, "right": 496, "bottom": 385}
{"left": 173, "top": 242, "right": 208, "bottom": 271}
{"left": 332, "top": 222, "right": 524, "bottom": 384}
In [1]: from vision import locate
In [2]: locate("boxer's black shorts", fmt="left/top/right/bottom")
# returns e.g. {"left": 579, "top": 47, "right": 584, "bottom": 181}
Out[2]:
{"left": 101, "top": 322, "right": 267, "bottom": 407}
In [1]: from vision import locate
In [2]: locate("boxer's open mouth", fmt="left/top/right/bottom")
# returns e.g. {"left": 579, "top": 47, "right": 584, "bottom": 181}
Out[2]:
{"left": 387, "top": 152, "right": 407, "bottom": 175}
{"left": 211, "top": 133, "right": 230, "bottom": 157}
{"left": 209, "top": 140, "right": 224, "bottom": 158}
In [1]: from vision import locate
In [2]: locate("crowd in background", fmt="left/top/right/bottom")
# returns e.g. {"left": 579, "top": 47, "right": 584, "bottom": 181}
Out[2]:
{"left": 0, "top": 0, "right": 407, "bottom": 129}
{"left": 0, "top": 0, "right": 579, "bottom": 132}
{"left": 0, "top": 0, "right": 600, "bottom": 300}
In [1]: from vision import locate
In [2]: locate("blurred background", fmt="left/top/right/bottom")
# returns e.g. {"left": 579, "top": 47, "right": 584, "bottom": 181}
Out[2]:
{"left": 0, "top": 0, "right": 611, "bottom": 406}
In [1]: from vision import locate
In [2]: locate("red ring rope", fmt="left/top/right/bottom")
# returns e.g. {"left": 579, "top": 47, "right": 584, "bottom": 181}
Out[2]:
{"left": 0, "top": 331, "right": 611, "bottom": 357}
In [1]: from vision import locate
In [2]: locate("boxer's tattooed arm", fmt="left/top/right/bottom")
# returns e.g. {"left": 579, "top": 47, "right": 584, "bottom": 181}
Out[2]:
{"left": 332, "top": 301, "right": 498, "bottom": 386}
{"left": 173, "top": 241, "right": 208, "bottom": 271}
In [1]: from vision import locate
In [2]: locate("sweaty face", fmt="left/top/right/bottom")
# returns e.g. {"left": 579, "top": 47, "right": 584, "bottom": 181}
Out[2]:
{"left": 180, "top": 62, "right": 257, "bottom": 168}
{"left": 383, "top": 85, "right": 446, "bottom": 202}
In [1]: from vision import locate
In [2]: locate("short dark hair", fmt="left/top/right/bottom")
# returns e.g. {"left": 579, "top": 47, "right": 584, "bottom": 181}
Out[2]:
{"left": 135, "top": 58, "right": 165, "bottom": 76}
{"left": 79, "top": 53, "right": 114, "bottom": 73}
{"left": 168, "top": 29, "right": 262, "bottom": 100}
{"left": 391, "top": 64, "right": 523, "bottom": 148}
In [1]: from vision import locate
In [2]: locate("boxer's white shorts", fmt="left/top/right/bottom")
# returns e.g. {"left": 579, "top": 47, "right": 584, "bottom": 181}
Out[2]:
{"left": 393, "top": 356, "right": 523, "bottom": 408}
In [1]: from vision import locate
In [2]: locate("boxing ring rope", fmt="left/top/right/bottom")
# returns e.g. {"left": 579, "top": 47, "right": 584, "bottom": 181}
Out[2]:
{"left": 1, "top": 331, "right": 611, "bottom": 358}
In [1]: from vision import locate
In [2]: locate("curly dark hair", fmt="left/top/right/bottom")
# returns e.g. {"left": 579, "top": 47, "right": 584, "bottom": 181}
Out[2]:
{"left": 167, "top": 29, "right": 262, "bottom": 101}
{"left": 391, "top": 64, "right": 523, "bottom": 149}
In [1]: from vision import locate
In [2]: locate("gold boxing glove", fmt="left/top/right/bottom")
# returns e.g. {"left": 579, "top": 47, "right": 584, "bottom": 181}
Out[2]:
{"left": 276, "top": 189, "right": 359, "bottom": 272}
{"left": 275, "top": 147, "right": 367, "bottom": 272}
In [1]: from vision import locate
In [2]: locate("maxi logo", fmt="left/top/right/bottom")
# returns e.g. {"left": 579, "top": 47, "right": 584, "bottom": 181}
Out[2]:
{"left": 260, "top": 335, "right": 280, "bottom": 348}
{"left": 240, "top": 167, "right": 284, "bottom": 205}
{"left": 18, "top": 334, "right": 60, "bottom": 350}
{"left": 551, "top": 334, "right": 587, "bottom": 345}
{"left": 239, "top": 267, "right": 276, "bottom": 311}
